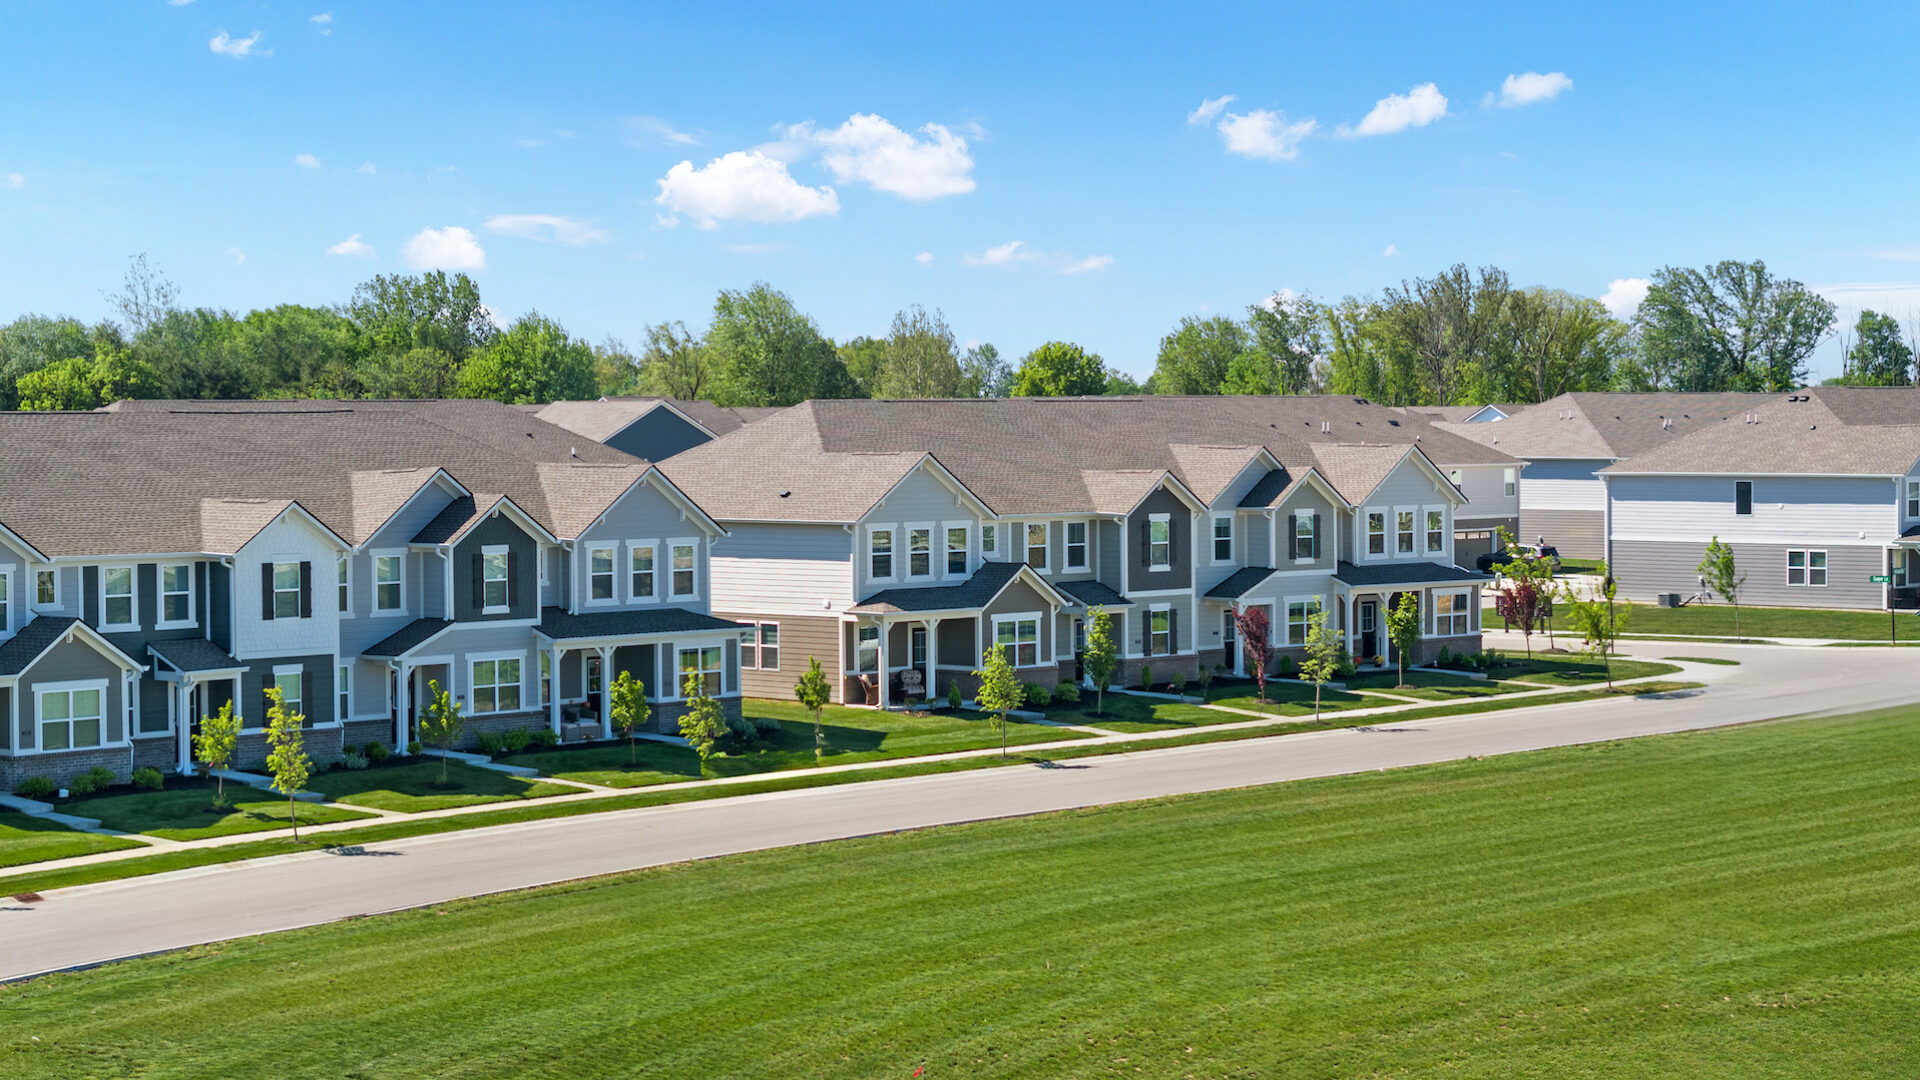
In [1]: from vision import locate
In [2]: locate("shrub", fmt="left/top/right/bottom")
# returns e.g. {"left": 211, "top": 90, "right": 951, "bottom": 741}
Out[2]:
{"left": 1275, "top": 654, "right": 1297, "bottom": 678}
{"left": 1196, "top": 666, "right": 1214, "bottom": 693}
{"left": 339, "top": 743, "right": 358, "bottom": 758}
{"left": 476, "top": 731, "right": 504, "bottom": 756}
{"left": 530, "top": 728, "right": 559, "bottom": 747}
{"left": 503, "top": 728, "right": 534, "bottom": 753}
{"left": 68, "top": 766, "right": 115, "bottom": 797}
{"left": 15, "top": 775, "right": 54, "bottom": 800}
{"left": 1051, "top": 682, "right": 1081, "bottom": 705}
{"left": 131, "top": 766, "right": 165, "bottom": 791}
{"left": 407, "top": 740, "right": 421, "bottom": 756}
{"left": 1167, "top": 672, "right": 1187, "bottom": 694}
{"left": 748, "top": 711, "right": 780, "bottom": 734}
{"left": 1334, "top": 648, "right": 1357, "bottom": 679}
{"left": 947, "top": 680, "right": 963, "bottom": 710}
{"left": 365, "top": 740, "right": 391, "bottom": 763}
{"left": 1139, "top": 663, "right": 1152, "bottom": 689}
{"left": 1437, "top": 645, "right": 1452, "bottom": 668}
{"left": 1023, "top": 682, "right": 1051, "bottom": 707}
{"left": 341, "top": 750, "right": 370, "bottom": 771}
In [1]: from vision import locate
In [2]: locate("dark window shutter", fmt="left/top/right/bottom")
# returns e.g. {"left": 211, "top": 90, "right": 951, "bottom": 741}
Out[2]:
{"left": 1167, "top": 607, "right": 1178, "bottom": 652}
{"left": 508, "top": 550, "right": 521, "bottom": 609}
{"left": 302, "top": 671, "right": 313, "bottom": 721}
{"left": 1312, "top": 513, "right": 1322, "bottom": 560}
{"left": 1139, "top": 519, "right": 1149, "bottom": 566}
{"left": 263, "top": 689, "right": 273, "bottom": 724}
{"left": 1287, "top": 513, "right": 1297, "bottom": 558}
{"left": 298, "top": 562, "right": 312, "bottom": 619}
{"left": 1169, "top": 518, "right": 1178, "bottom": 565}
{"left": 472, "top": 554, "right": 483, "bottom": 609}
{"left": 261, "top": 563, "right": 275, "bottom": 621}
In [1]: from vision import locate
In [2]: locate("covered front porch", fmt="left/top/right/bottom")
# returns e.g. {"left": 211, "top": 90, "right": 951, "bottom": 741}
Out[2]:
{"left": 843, "top": 562, "right": 1072, "bottom": 709}
{"left": 148, "top": 639, "right": 245, "bottom": 775}
{"left": 1333, "top": 560, "right": 1491, "bottom": 670}
{"left": 535, "top": 606, "right": 747, "bottom": 739}
{"left": 1888, "top": 538, "right": 1918, "bottom": 610}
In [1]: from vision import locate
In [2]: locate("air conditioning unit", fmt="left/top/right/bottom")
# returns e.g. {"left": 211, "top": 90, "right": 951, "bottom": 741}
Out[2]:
{"left": 1657, "top": 592, "right": 1682, "bottom": 608}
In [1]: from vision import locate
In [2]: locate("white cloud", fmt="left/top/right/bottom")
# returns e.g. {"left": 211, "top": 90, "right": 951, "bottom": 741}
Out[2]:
{"left": 294, "top": 153, "right": 320, "bottom": 169}
{"left": 1187, "top": 95, "right": 1237, "bottom": 126}
{"left": 1599, "top": 277, "right": 1650, "bottom": 319}
{"left": 485, "top": 214, "right": 610, "bottom": 246}
{"left": 209, "top": 30, "right": 266, "bottom": 58}
{"left": 629, "top": 116, "right": 700, "bottom": 146}
{"left": 311, "top": 13, "right": 332, "bottom": 35}
{"left": 1492, "top": 71, "right": 1572, "bottom": 108}
{"left": 357, "top": 161, "right": 376, "bottom": 175}
{"left": 1216, "top": 109, "right": 1317, "bottom": 161}
{"left": 326, "top": 234, "right": 375, "bottom": 258}
{"left": 725, "top": 242, "right": 787, "bottom": 255}
{"left": 2, "top": 173, "right": 22, "bottom": 189}
{"left": 168, "top": 0, "right": 193, "bottom": 6}
{"left": 653, "top": 151, "right": 839, "bottom": 229}
{"left": 1813, "top": 281, "right": 1920, "bottom": 317}
{"left": 962, "top": 240, "right": 1112, "bottom": 275}
{"left": 802, "top": 114, "right": 976, "bottom": 200}
{"left": 1383, "top": 244, "right": 1401, "bottom": 258}
{"left": 1860, "top": 247, "right": 1920, "bottom": 262}
{"left": 1260, "top": 288, "right": 1301, "bottom": 312}
{"left": 1343, "top": 82, "right": 1448, "bottom": 137}
{"left": 915, "top": 251, "right": 933, "bottom": 266}
{"left": 225, "top": 247, "right": 246, "bottom": 266}
{"left": 401, "top": 226, "right": 486, "bottom": 271}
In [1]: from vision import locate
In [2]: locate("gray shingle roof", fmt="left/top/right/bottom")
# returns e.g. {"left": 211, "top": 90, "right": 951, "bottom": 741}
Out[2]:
{"left": 1601, "top": 388, "right": 1920, "bottom": 477}
{"left": 0, "top": 616, "right": 82, "bottom": 676}
{"left": 848, "top": 561, "right": 1041, "bottom": 615}
{"left": 148, "top": 638, "right": 244, "bottom": 674}
{"left": 1436, "top": 391, "right": 1777, "bottom": 461}
{"left": 363, "top": 618, "right": 455, "bottom": 658}
{"left": 1203, "top": 566, "right": 1278, "bottom": 599}
{"left": 1333, "top": 560, "right": 1490, "bottom": 587}
{"left": 1054, "top": 579, "right": 1133, "bottom": 608}
{"left": 532, "top": 398, "right": 783, "bottom": 443}
{"left": 535, "top": 606, "right": 746, "bottom": 641}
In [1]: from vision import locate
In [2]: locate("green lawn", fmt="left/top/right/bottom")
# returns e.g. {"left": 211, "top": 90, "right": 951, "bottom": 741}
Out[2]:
{"left": 1039, "top": 693, "right": 1259, "bottom": 734}
{"left": 498, "top": 699, "right": 1093, "bottom": 787}
{"left": 63, "top": 784, "right": 377, "bottom": 842}
{"left": 1665, "top": 655, "right": 1742, "bottom": 666}
{"left": 1478, "top": 654, "right": 1681, "bottom": 685}
{"left": 6, "top": 705, "right": 1911, "bottom": 1077}
{"left": 0, "top": 810, "right": 143, "bottom": 869}
{"left": 1344, "top": 669, "right": 1527, "bottom": 700}
{"left": 1518, "top": 602, "right": 1911, "bottom": 641}
{"left": 304, "top": 761, "right": 579, "bottom": 813}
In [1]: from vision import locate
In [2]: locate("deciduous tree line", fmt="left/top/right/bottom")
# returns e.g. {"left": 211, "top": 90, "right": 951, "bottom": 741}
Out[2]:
{"left": 2, "top": 255, "right": 1907, "bottom": 412}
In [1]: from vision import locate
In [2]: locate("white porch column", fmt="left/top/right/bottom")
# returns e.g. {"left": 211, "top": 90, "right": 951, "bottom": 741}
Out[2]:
{"left": 876, "top": 617, "right": 889, "bottom": 710}
{"left": 923, "top": 618, "right": 938, "bottom": 703}
{"left": 549, "top": 645, "right": 563, "bottom": 736}
{"left": 175, "top": 681, "right": 194, "bottom": 774}
{"left": 598, "top": 645, "right": 616, "bottom": 739}
{"left": 394, "top": 662, "right": 411, "bottom": 753}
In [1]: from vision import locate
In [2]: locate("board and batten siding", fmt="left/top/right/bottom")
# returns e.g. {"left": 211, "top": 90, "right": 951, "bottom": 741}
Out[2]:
{"left": 711, "top": 523, "right": 854, "bottom": 616}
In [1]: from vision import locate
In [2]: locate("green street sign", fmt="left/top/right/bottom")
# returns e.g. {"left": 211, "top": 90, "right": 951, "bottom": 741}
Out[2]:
{"left": 1870, "top": 575, "right": 1892, "bottom": 583}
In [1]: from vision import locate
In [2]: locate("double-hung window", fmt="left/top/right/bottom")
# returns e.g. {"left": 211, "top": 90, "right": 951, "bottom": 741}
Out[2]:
{"left": 1435, "top": 592, "right": 1470, "bottom": 635}
{"left": 1367, "top": 511, "right": 1386, "bottom": 556}
{"left": 1147, "top": 514, "right": 1170, "bottom": 570}
{"left": 0, "top": 572, "right": 9, "bottom": 630}
{"left": 471, "top": 656, "right": 522, "bottom": 714}
{"left": 337, "top": 555, "right": 350, "bottom": 613}
{"left": 481, "top": 546, "right": 510, "bottom": 613}
{"left": 946, "top": 526, "right": 969, "bottom": 576}
{"left": 1908, "top": 479, "right": 1919, "bottom": 519}
{"left": 588, "top": 547, "right": 616, "bottom": 602}
{"left": 1787, "top": 549, "right": 1827, "bottom": 587}
{"left": 630, "top": 544, "right": 656, "bottom": 600}
{"left": 910, "top": 625, "right": 928, "bottom": 667}
{"left": 908, "top": 526, "right": 933, "bottom": 579}
{"left": 869, "top": 528, "right": 894, "bottom": 580}
{"left": 1066, "top": 521, "right": 1089, "bottom": 570}
{"left": 678, "top": 646, "right": 722, "bottom": 697}
{"left": 856, "top": 625, "right": 880, "bottom": 673}
{"left": 34, "top": 569, "right": 58, "bottom": 608}
{"left": 994, "top": 614, "right": 1040, "bottom": 667}
{"left": 1293, "top": 513, "right": 1316, "bottom": 561}
{"left": 981, "top": 523, "right": 997, "bottom": 556}
{"left": 538, "top": 652, "right": 552, "bottom": 706}
{"left": 1425, "top": 510, "right": 1446, "bottom": 555}
{"left": 670, "top": 542, "right": 697, "bottom": 597}
{"left": 1146, "top": 607, "right": 1171, "bottom": 655}
{"left": 1735, "top": 481, "right": 1753, "bottom": 516}
{"left": 39, "top": 683, "right": 103, "bottom": 750}
{"left": 374, "top": 554, "right": 404, "bottom": 612}
{"left": 160, "top": 563, "right": 193, "bottom": 626}
{"left": 271, "top": 562, "right": 302, "bottom": 620}
{"left": 1503, "top": 468, "right": 1517, "bottom": 498}
{"left": 1212, "top": 515, "right": 1232, "bottom": 563}
{"left": 1026, "top": 523, "right": 1049, "bottom": 571}
{"left": 1287, "top": 598, "right": 1322, "bottom": 646}
{"left": 1395, "top": 511, "right": 1415, "bottom": 555}
{"left": 742, "top": 621, "right": 780, "bottom": 670}
{"left": 338, "top": 664, "right": 352, "bottom": 721}
{"left": 101, "top": 565, "right": 136, "bottom": 629}
{"left": 273, "top": 666, "right": 304, "bottom": 719}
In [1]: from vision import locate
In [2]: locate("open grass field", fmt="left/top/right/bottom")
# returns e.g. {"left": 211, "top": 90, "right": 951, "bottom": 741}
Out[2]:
{"left": 304, "top": 761, "right": 579, "bottom": 813}
{"left": 498, "top": 699, "right": 1092, "bottom": 787}
{"left": 60, "top": 784, "right": 376, "bottom": 841}
{"left": 1480, "top": 654, "right": 1681, "bottom": 685}
{"left": 0, "top": 811, "right": 142, "bottom": 869}
{"left": 1343, "top": 670, "right": 1524, "bottom": 700}
{"left": 4, "top": 700, "right": 1902, "bottom": 1078}
{"left": 1518, "top": 602, "right": 1911, "bottom": 641}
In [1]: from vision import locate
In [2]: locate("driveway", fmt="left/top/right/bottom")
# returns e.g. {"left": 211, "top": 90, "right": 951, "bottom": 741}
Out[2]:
{"left": 4, "top": 639, "right": 1914, "bottom": 982}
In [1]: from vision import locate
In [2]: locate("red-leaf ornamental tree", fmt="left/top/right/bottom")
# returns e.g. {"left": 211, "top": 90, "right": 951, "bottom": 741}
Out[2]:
{"left": 1234, "top": 604, "right": 1274, "bottom": 705}
{"left": 1493, "top": 576, "right": 1551, "bottom": 659}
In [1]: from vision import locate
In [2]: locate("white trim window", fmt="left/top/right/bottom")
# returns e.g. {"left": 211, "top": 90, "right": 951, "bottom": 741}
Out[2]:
{"left": 868, "top": 527, "right": 895, "bottom": 581}
{"left": 1395, "top": 509, "right": 1416, "bottom": 556}
{"left": 1908, "top": 479, "right": 1920, "bottom": 519}
{"left": 1503, "top": 468, "right": 1517, "bottom": 498}
{"left": 908, "top": 524, "right": 934, "bottom": 579}
{"left": 1026, "top": 522, "right": 1050, "bottom": 572}
{"left": 1787, "top": 549, "right": 1827, "bottom": 587}
{"left": 538, "top": 651, "right": 552, "bottom": 706}
{"left": 588, "top": 546, "right": 616, "bottom": 603}
{"left": 1211, "top": 515, "right": 1233, "bottom": 564}
{"left": 337, "top": 555, "right": 350, "bottom": 614}
{"left": 669, "top": 540, "right": 698, "bottom": 598}
{"left": 481, "top": 545, "right": 510, "bottom": 614}
{"left": 471, "top": 654, "right": 524, "bottom": 714}
{"left": 1066, "top": 521, "right": 1090, "bottom": 570}
{"left": 374, "top": 552, "right": 405, "bottom": 613}
{"left": 158, "top": 563, "right": 194, "bottom": 627}
{"left": 1366, "top": 510, "right": 1386, "bottom": 557}
{"left": 1146, "top": 606, "right": 1172, "bottom": 655}
{"left": 101, "top": 565, "right": 137, "bottom": 629}
{"left": 994, "top": 612, "right": 1041, "bottom": 667}
{"left": 678, "top": 645, "right": 723, "bottom": 697}
{"left": 1147, "top": 514, "right": 1171, "bottom": 571}
{"left": 945, "top": 524, "right": 970, "bottom": 576}
{"left": 1293, "top": 513, "right": 1316, "bottom": 562}
{"left": 270, "top": 562, "right": 302, "bottom": 621}
{"left": 1286, "top": 597, "right": 1323, "bottom": 646}
{"left": 1425, "top": 509, "right": 1446, "bottom": 556}
{"left": 338, "top": 664, "right": 352, "bottom": 721}
{"left": 1435, "top": 591, "right": 1470, "bottom": 635}
{"left": 273, "top": 664, "right": 304, "bottom": 719}
{"left": 0, "top": 569, "right": 9, "bottom": 631}
{"left": 856, "top": 625, "right": 880, "bottom": 673}
{"left": 981, "top": 523, "right": 997, "bottom": 557}
{"left": 629, "top": 542, "right": 656, "bottom": 601}
{"left": 38, "top": 681, "right": 106, "bottom": 750}
{"left": 1221, "top": 609, "right": 1236, "bottom": 656}
{"left": 34, "top": 568, "right": 58, "bottom": 609}
{"left": 742, "top": 621, "right": 780, "bottom": 671}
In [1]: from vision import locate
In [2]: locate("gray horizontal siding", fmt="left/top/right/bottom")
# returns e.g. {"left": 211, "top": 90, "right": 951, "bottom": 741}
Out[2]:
{"left": 1611, "top": 539, "right": 1888, "bottom": 610}
{"left": 1520, "top": 508, "right": 1603, "bottom": 560}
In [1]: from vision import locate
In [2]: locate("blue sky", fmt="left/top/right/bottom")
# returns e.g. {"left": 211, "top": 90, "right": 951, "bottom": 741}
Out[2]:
{"left": 3, "top": 2, "right": 1919, "bottom": 381}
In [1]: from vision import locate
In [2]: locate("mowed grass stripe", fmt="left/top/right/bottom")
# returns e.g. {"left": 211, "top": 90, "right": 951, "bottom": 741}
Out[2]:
{"left": 7, "top": 707, "right": 1920, "bottom": 1078}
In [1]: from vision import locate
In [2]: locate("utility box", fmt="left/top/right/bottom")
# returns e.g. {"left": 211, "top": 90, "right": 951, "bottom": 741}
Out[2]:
{"left": 1657, "top": 592, "right": 1682, "bottom": 608}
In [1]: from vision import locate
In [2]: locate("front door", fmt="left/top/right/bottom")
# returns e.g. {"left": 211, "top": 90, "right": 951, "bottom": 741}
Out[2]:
{"left": 1071, "top": 617, "right": 1085, "bottom": 682}
{"left": 1359, "top": 600, "right": 1378, "bottom": 663}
